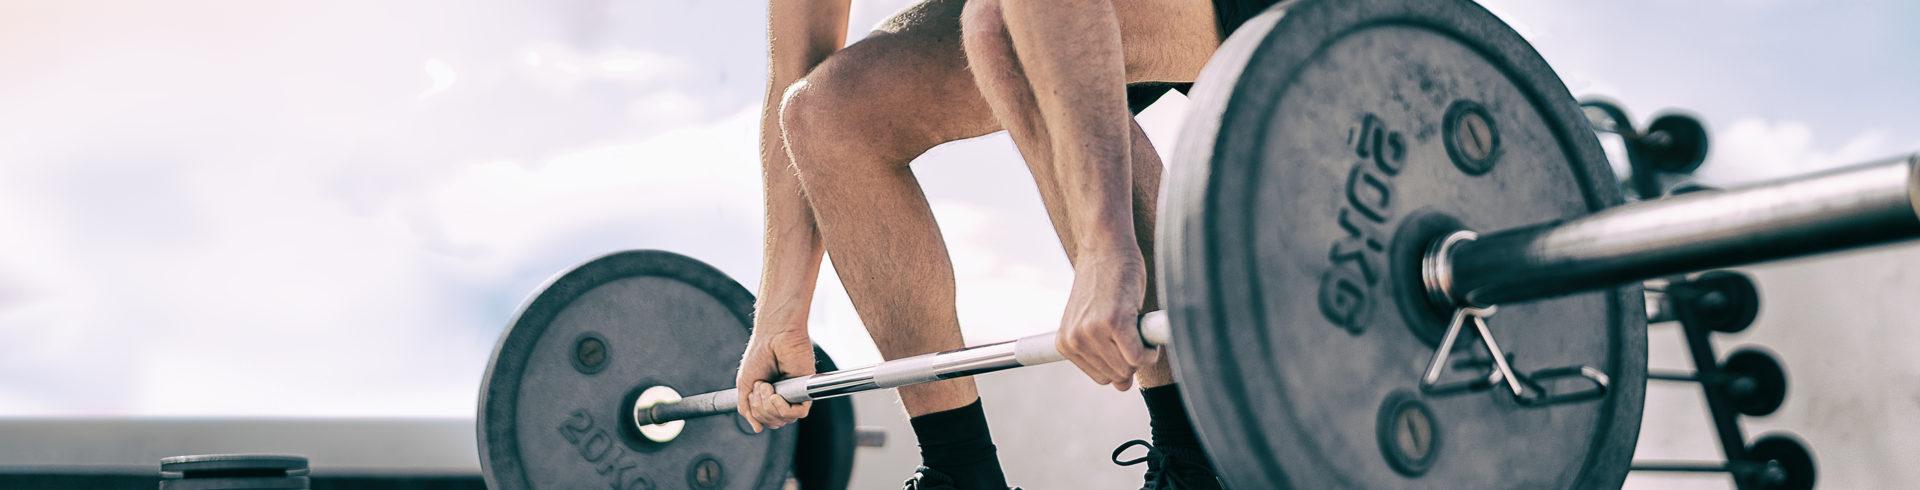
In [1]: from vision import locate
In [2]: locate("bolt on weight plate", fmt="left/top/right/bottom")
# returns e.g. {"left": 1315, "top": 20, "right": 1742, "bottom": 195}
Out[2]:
{"left": 1160, "top": 0, "right": 1644, "bottom": 487}
{"left": 478, "top": 250, "right": 797, "bottom": 490}
{"left": 689, "top": 455, "right": 724, "bottom": 488}
{"left": 1375, "top": 391, "right": 1440, "bottom": 476}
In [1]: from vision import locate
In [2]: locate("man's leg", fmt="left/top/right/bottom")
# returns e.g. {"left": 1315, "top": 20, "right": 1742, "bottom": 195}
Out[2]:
{"left": 960, "top": 0, "right": 1223, "bottom": 485}
{"left": 776, "top": 1, "right": 1008, "bottom": 487}
{"left": 960, "top": 0, "right": 1215, "bottom": 387}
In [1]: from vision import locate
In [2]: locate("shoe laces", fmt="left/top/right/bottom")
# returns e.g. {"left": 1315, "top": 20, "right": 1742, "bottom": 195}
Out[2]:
{"left": 903, "top": 466, "right": 1020, "bottom": 490}
{"left": 1112, "top": 439, "right": 1221, "bottom": 489}
{"left": 903, "top": 466, "right": 954, "bottom": 490}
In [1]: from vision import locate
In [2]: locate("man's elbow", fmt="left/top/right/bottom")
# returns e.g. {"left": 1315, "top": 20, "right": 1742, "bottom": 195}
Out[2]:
{"left": 770, "top": 39, "right": 841, "bottom": 81}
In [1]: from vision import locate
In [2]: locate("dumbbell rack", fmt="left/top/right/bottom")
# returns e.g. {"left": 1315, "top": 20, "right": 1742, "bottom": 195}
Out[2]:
{"left": 1584, "top": 99, "right": 1817, "bottom": 490}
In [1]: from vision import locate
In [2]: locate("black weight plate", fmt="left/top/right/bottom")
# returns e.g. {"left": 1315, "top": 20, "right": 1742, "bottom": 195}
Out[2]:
{"left": 479, "top": 250, "right": 795, "bottom": 490}
{"left": 792, "top": 345, "right": 856, "bottom": 490}
{"left": 160, "top": 454, "right": 309, "bottom": 477}
{"left": 1161, "top": 0, "right": 1644, "bottom": 487}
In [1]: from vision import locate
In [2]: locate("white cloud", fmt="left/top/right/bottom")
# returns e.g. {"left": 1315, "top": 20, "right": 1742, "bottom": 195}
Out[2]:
{"left": 515, "top": 42, "right": 695, "bottom": 94}
{"left": 1697, "top": 119, "right": 1902, "bottom": 185}
{"left": 405, "top": 107, "right": 764, "bottom": 273}
{"left": 417, "top": 58, "right": 459, "bottom": 101}
{"left": 626, "top": 91, "right": 709, "bottom": 130}
{"left": 0, "top": 100, "right": 770, "bottom": 416}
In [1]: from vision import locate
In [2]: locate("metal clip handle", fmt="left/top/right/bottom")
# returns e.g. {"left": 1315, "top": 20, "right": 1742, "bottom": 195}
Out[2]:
{"left": 1419, "top": 306, "right": 1610, "bottom": 408}
{"left": 1514, "top": 365, "right": 1611, "bottom": 407}
{"left": 1421, "top": 307, "right": 1515, "bottom": 397}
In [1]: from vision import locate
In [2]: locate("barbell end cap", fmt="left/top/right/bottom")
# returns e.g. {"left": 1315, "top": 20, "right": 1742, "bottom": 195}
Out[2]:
{"left": 1013, "top": 333, "right": 1066, "bottom": 366}
{"left": 1139, "top": 310, "right": 1172, "bottom": 347}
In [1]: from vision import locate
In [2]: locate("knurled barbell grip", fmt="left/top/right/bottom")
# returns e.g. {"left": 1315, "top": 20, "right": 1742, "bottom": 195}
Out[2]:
{"left": 641, "top": 311, "right": 1172, "bottom": 426}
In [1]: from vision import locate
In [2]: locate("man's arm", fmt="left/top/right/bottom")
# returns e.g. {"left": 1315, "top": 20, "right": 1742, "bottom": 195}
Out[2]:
{"left": 997, "top": 0, "right": 1156, "bottom": 390}
{"left": 755, "top": 0, "right": 850, "bottom": 330}
{"left": 736, "top": 0, "right": 852, "bottom": 433}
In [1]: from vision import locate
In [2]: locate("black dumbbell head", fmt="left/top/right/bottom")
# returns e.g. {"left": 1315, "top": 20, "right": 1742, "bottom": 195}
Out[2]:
{"left": 1638, "top": 113, "right": 1710, "bottom": 174}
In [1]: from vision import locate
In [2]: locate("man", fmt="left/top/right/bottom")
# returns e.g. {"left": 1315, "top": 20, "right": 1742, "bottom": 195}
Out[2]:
{"left": 736, "top": 0, "right": 1275, "bottom": 487}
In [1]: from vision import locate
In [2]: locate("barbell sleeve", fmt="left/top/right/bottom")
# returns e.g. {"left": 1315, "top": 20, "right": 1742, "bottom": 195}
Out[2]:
{"left": 1433, "top": 154, "right": 1920, "bottom": 307}
{"left": 640, "top": 310, "right": 1171, "bottom": 425}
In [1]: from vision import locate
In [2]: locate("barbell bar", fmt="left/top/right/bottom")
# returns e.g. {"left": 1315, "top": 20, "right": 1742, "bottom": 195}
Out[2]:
{"left": 1432, "top": 154, "right": 1920, "bottom": 307}
{"left": 639, "top": 155, "right": 1920, "bottom": 430}
{"left": 637, "top": 311, "right": 1172, "bottom": 427}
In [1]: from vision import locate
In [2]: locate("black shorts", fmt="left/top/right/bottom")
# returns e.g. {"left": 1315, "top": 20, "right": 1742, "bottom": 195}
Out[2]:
{"left": 1126, "top": 0, "right": 1282, "bottom": 113}
{"left": 1210, "top": 0, "right": 1284, "bottom": 38}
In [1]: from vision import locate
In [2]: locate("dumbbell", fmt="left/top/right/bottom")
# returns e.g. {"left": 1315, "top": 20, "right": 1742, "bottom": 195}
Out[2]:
{"left": 1648, "top": 347, "right": 1789, "bottom": 417}
{"left": 1638, "top": 113, "right": 1711, "bottom": 175}
{"left": 1582, "top": 99, "right": 1712, "bottom": 199}
{"left": 1633, "top": 433, "right": 1816, "bottom": 490}
{"left": 1646, "top": 270, "right": 1762, "bottom": 333}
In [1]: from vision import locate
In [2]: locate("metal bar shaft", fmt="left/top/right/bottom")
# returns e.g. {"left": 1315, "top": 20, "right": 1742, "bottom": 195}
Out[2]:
{"left": 1631, "top": 462, "right": 1732, "bottom": 473}
{"left": 1647, "top": 371, "right": 1697, "bottom": 382}
{"left": 642, "top": 311, "right": 1172, "bottom": 425}
{"left": 1441, "top": 155, "right": 1920, "bottom": 306}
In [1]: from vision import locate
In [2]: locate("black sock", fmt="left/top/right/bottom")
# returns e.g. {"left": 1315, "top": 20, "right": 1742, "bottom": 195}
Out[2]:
{"left": 1142, "top": 384, "right": 1207, "bottom": 456}
{"left": 909, "top": 399, "right": 1008, "bottom": 489}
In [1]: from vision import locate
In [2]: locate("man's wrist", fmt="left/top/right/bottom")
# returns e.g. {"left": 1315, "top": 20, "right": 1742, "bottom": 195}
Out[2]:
{"left": 1079, "top": 239, "right": 1146, "bottom": 265}
{"left": 752, "top": 315, "right": 806, "bottom": 334}
{"left": 754, "top": 304, "right": 810, "bottom": 331}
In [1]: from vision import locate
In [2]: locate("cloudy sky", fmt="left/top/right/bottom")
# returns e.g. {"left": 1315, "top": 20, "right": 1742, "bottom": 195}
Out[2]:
{"left": 1, "top": 2, "right": 1917, "bottom": 484}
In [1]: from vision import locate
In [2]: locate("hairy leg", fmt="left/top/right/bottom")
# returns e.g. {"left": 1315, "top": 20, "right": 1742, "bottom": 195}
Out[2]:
{"left": 778, "top": 0, "right": 1002, "bottom": 417}
{"left": 962, "top": 0, "right": 1218, "bottom": 388}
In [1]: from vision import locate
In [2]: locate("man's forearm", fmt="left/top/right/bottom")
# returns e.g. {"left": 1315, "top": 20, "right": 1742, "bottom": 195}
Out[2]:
{"left": 758, "top": 74, "right": 826, "bottom": 328}
{"left": 1000, "top": 0, "right": 1142, "bottom": 262}
{"left": 757, "top": 0, "right": 849, "bottom": 328}
{"left": 1062, "top": 142, "right": 1144, "bottom": 260}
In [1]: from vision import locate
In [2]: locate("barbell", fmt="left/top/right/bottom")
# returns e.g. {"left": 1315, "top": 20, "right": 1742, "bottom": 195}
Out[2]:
{"left": 476, "top": 0, "right": 1920, "bottom": 488}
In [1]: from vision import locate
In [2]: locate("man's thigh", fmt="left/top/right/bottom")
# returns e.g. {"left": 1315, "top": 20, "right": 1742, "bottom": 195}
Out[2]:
{"left": 1114, "top": 0, "right": 1222, "bottom": 84}
{"left": 810, "top": 0, "right": 1219, "bottom": 163}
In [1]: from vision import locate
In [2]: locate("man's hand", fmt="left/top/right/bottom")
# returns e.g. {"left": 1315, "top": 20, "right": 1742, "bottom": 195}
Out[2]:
{"left": 735, "top": 322, "right": 815, "bottom": 432}
{"left": 1057, "top": 251, "right": 1158, "bottom": 391}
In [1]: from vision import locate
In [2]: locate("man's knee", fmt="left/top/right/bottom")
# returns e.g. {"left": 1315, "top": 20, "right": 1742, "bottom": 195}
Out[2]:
{"left": 778, "top": 53, "right": 928, "bottom": 176}
{"left": 959, "top": 0, "right": 1008, "bottom": 59}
